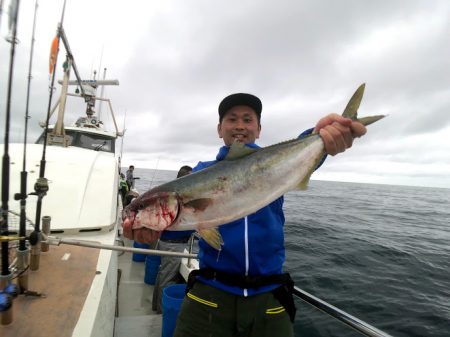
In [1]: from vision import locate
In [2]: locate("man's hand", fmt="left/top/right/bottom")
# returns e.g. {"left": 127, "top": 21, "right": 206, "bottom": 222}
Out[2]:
{"left": 313, "top": 113, "right": 367, "bottom": 156}
{"left": 122, "top": 213, "right": 161, "bottom": 244}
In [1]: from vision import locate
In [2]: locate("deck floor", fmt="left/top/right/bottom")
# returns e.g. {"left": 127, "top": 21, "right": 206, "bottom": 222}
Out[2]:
{"left": 0, "top": 245, "right": 99, "bottom": 337}
{"left": 114, "top": 238, "right": 162, "bottom": 337}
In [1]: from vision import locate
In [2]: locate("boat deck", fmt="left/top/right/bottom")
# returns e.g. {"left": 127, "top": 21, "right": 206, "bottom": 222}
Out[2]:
{"left": 114, "top": 237, "right": 162, "bottom": 337}
{"left": 0, "top": 245, "right": 99, "bottom": 337}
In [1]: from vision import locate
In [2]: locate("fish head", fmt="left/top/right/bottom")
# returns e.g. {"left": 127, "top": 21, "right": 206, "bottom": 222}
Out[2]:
{"left": 125, "top": 191, "right": 180, "bottom": 231}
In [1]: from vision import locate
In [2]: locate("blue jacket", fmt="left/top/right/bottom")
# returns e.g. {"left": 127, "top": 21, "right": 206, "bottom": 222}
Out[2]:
{"left": 193, "top": 129, "right": 324, "bottom": 296}
{"left": 193, "top": 143, "right": 284, "bottom": 296}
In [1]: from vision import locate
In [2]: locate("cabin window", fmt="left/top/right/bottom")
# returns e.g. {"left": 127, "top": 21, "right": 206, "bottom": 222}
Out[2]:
{"left": 36, "top": 129, "right": 115, "bottom": 153}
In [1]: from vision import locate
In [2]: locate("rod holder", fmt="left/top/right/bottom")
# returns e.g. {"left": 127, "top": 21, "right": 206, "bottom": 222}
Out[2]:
{"left": 17, "top": 248, "right": 30, "bottom": 292}
{"left": 30, "top": 232, "right": 41, "bottom": 271}
{"left": 41, "top": 216, "right": 51, "bottom": 252}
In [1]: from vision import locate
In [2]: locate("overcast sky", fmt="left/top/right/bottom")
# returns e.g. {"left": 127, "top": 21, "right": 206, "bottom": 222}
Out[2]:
{"left": 1, "top": 0, "right": 449, "bottom": 189}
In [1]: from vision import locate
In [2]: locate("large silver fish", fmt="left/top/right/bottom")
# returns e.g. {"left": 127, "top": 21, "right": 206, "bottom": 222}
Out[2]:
{"left": 124, "top": 84, "right": 384, "bottom": 250}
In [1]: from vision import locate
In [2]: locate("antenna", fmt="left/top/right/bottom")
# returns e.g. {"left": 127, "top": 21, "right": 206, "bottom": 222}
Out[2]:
{"left": 98, "top": 67, "right": 107, "bottom": 120}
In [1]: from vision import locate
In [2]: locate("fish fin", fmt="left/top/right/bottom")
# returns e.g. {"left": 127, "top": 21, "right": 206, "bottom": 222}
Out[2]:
{"left": 296, "top": 154, "right": 325, "bottom": 190}
{"left": 184, "top": 198, "right": 213, "bottom": 211}
{"left": 197, "top": 228, "right": 223, "bottom": 251}
{"left": 297, "top": 168, "right": 314, "bottom": 190}
{"left": 225, "top": 141, "right": 258, "bottom": 160}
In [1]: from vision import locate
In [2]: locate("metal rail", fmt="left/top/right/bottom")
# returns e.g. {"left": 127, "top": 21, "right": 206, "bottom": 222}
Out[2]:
{"left": 292, "top": 286, "right": 393, "bottom": 337}
{"left": 42, "top": 233, "right": 392, "bottom": 336}
{"left": 44, "top": 236, "right": 197, "bottom": 258}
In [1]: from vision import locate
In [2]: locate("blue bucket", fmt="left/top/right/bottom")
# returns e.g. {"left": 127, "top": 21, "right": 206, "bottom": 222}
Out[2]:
{"left": 144, "top": 254, "right": 161, "bottom": 285}
{"left": 132, "top": 241, "right": 149, "bottom": 262}
{"left": 162, "top": 284, "right": 186, "bottom": 337}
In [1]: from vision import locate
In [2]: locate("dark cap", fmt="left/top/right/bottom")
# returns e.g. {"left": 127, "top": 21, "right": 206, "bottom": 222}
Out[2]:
{"left": 218, "top": 93, "right": 262, "bottom": 122}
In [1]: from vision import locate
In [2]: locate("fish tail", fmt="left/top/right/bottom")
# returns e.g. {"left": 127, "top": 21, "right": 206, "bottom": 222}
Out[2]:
{"left": 343, "top": 83, "right": 385, "bottom": 126}
{"left": 357, "top": 115, "right": 386, "bottom": 126}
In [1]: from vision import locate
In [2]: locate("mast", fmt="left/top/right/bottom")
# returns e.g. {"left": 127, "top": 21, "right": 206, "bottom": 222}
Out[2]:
{"left": 97, "top": 67, "right": 107, "bottom": 121}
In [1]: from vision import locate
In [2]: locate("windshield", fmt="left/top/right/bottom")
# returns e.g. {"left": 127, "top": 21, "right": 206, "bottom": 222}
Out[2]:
{"left": 36, "top": 129, "right": 115, "bottom": 153}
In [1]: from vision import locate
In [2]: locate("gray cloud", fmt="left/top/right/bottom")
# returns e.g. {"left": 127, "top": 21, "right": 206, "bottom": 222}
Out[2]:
{"left": 1, "top": 0, "right": 449, "bottom": 188}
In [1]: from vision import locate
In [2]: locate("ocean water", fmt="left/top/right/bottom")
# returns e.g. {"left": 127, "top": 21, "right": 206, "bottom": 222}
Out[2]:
{"left": 132, "top": 168, "right": 450, "bottom": 337}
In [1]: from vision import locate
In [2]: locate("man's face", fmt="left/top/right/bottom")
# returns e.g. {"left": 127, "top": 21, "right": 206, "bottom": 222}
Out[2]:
{"left": 217, "top": 105, "right": 261, "bottom": 146}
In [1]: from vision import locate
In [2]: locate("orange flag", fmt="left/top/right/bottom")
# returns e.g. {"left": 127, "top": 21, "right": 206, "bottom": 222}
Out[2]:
{"left": 49, "top": 36, "right": 59, "bottom": 74}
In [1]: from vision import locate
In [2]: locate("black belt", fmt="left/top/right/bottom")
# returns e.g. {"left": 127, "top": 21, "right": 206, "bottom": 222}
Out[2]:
{"left": 186, "top": 268, "right": 297, "bottom": 322}
{"left": 159, "top": 237, "right": 190, "bottom": 244}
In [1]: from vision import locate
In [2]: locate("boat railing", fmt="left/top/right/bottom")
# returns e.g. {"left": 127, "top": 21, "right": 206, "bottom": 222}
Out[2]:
{"left": 292, "top": 286, "right": 393, "bottom": 337}
{"left": 184, "top": 233, "right": 393, "bottom": 337}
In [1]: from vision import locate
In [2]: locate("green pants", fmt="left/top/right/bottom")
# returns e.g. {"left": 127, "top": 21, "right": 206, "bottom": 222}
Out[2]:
{"left": 173, "top": 282, "right": 294, "bottom": 337}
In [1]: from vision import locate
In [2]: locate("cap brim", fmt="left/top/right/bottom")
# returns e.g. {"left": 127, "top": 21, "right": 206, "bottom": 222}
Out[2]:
{"left": 218, "top": 93, "right": 262, "bottom": 119}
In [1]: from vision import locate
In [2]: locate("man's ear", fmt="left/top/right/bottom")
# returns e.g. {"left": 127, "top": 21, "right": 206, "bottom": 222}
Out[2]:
{"left": 256, "top": 123, "right": 261, "bottom": 139}
{"left": 217, "top": 123, "right": 223, "bottom": 138}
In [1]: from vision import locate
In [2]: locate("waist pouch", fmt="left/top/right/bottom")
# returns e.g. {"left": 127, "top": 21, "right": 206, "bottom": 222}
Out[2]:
{"left": 186, "top": 268, "right": 297, "bottom": 322}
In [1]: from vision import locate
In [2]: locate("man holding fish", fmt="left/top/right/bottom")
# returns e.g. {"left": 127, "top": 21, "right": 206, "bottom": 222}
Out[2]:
{"left": 122, "top": 85, "right": 381, "bottom": 336}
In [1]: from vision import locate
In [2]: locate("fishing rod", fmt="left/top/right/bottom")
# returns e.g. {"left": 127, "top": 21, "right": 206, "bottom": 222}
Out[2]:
{"left": 29, "top": 0, "right": 67, "bottom": 271}
{"left": 13, "top": 0, "right": 39, "bottom": 292}
{"left": 1, "top": 0, "right": 20, "bottom": 277}
{"left": 0, "top": 0, "right": 21, "bottom": 324}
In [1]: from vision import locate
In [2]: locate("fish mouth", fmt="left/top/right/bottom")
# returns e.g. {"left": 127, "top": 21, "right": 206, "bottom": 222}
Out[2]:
{"left": 122, "top": 207, "right": 135, "bottom": 222}
{"left": 122, "top": 211, "right": 137, "bottom": 233}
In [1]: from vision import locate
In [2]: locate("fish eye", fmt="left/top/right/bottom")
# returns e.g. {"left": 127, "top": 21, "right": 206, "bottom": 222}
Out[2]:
{"left": 138, "top": 203, "right": 144, "bottom": 210}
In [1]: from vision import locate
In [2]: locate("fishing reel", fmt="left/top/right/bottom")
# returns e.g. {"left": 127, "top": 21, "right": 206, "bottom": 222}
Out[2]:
{"left": 30, "top": 177, "right": 49, "bottom": 198}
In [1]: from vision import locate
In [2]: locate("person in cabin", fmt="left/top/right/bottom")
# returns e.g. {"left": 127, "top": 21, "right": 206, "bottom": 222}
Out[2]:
{"left": 123, "top": 93, "right": 367, "bottom": 336}
{"left": 119, "top": 173, "right": 129, "bottom": 207}
{"left": 152, "top": 165, "right": 195, "bottom": 314}
{"left": 126, "top": 165, "right": 135, "bottom": 189}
